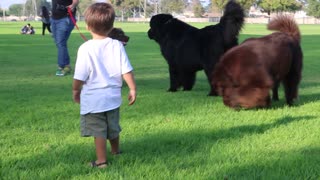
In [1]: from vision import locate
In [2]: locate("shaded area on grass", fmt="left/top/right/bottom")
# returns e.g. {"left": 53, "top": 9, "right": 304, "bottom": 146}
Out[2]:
{"left": 1, "top": 115, "right": 317, "bottom": 179}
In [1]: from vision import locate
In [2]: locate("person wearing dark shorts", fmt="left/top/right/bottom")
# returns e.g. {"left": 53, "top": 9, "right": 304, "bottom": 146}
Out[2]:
{"left": 80, "top": 108, "right": 121, "bottom": 140}
{"left": 72, "top": 2, "right": 137, "bottom": 168}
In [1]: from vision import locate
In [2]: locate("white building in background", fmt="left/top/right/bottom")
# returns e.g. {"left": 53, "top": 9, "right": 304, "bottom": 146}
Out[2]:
{"left": 294, "top": 10, "right": 308, "bottom": 18}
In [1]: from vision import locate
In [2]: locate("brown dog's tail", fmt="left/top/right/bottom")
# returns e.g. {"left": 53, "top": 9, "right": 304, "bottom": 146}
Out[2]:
{"left": 267, "top": 15, "right": 301, "bottom": 42}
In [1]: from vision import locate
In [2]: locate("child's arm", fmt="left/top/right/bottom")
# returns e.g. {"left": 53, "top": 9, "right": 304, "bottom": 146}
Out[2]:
{"left": 72, "top": 79, "right": 84, "bottom": 104}
{"left": 122, "top": 71, "right": 137, "bottom": 105}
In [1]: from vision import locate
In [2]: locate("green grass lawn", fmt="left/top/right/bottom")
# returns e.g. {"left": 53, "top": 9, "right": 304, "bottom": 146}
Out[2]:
{"left": 0, "top": 21, "right": 319, "bottom": 179}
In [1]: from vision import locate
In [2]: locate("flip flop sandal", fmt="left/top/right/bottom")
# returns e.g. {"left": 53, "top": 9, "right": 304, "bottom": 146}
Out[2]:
{"left": 90, "top": 161, "right": 108, "bottom": 168}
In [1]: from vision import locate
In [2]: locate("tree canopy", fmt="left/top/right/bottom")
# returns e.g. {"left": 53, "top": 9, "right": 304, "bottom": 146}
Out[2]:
{"left": 211, "top": 0, "right": 255, "bottom": 12}
{"left": 4, "top": 0, "right": 320, "bottom": 20}
{"left": 192, "top": 0, "right": 205, "bottom": 17}
{"left": 257, "top": 0, "right": 302, "bottom": 15}
{"left": 211, "top": 0, "right": 228, "bottom": 11}
{"left": 77, "top": 0, "right": 95, "bottom": 16}
{"left": 8, "top": 0, "right": 50, "bottom": 17}
{"left": 8, "top": 4, "right": 24, "bottom": 16}
{"left": 306, "top": 0, "right": 320, "bottom": 18}
{"left": 160, "top": 0, "right": 186, "bottom": 14}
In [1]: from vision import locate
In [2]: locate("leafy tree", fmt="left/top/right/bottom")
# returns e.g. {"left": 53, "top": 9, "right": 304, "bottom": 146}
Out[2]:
{"left": 144, "top": 1, "right": 156, "bottom": 17}
{"left": 25, "top": 0, "right": 38, "bottom": 16}
{"left": 212, "top": 0, "right": 256, "bottom": 12}
{"left": 305, "top": 0, "right": 320, "bottom": 18}
{"left": 121, "top": 0, "right": 141, "bottom": 17}
{"left": 160, "top": 0, "right": 186, "bottom": 14}
{"left": 23, "top": 0, "right": 51, "bottom": 16}
{"left": 78, "top": 0, "right": 95, "bottom": 16}
{"left": 211, "top": 0, "right": 228, "bottom": 11}
{"left": 0, "top": 8, "right": 9, "bottom": 17}
{"left": 257, "top": 0, "right": 302, "bottom": 15}
{"left": 192, "top": 0, "right": 205, "bottom": 17}
{"left": 256, "top": 0, "right": 279, "bottom": 15}
{"left": 280, "top": 0, "right": 302, "bottom": 12}
{"left": 237, "top": 0, "right": 256, "bottom": 11}
{"left": 111, "top": 0, "right": 140, "bottom": 19}
{"left": 9, "top": 4, "right": 24, "bottom": 16}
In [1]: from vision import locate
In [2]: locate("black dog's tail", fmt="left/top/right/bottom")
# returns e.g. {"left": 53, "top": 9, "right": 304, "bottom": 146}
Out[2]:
{"left": 219, "top": 0, "right": 245, "bottom": 48}
{"left": 268, "top": 15, "right": 301, "bottom": 42}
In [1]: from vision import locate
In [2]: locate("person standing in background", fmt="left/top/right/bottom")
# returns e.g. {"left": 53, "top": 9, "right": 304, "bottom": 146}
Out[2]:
{"left": 51, "top": 0, "right": 79, "bottom": 76}
{"left": 40, "top": 6, "right": 51, "bottom": 36}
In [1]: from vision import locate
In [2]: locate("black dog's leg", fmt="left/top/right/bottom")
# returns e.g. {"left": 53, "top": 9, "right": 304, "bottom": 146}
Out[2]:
{"left": 182, "top": 71, "right": 196, "bottom": 91}
{"left": 272, "top": 81, "right": 280, "bottom": 101}
{"left": 167, "top": 65, "right": 180, "bottom": 92}
{"left": 204, "top": 67, "right": 218, "bottom": 96}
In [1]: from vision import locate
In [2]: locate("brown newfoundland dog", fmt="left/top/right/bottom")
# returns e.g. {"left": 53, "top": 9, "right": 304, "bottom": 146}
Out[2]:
{"left": 147, "top": 0, "right": 244, "bottom": 95}
{"left": 212, "top": 15, "right": 303, "bottom": 109}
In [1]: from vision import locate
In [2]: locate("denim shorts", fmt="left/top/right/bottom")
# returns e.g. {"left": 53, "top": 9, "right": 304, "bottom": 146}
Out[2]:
{"left": 80, "top": 108, "right": 121, "bottom": 139}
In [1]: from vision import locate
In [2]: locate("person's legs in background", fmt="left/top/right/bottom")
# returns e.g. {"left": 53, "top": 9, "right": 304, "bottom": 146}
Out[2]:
{"left": 42, "top": 22, "right": 45, "bottom": 35}
{"left": 51, "top": 17, "right": 74, "bottom": 76}
{"left": 47, "top": 23, "right": 52, "bottom": 34}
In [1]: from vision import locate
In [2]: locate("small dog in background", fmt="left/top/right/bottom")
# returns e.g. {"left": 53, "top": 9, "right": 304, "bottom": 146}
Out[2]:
{"left": 108, "top": 28, "right": 130, "bottom": 46}
{"left": 212, "top": 15, "right": 303, "bottom": 109}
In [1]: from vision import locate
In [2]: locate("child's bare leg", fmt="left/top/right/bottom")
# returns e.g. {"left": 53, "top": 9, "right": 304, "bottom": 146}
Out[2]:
{"left": 109, "top": 136, "right": 120, "bottom": 154}
{"left": 94, "top": 137, "right": 107, "bottom": 163}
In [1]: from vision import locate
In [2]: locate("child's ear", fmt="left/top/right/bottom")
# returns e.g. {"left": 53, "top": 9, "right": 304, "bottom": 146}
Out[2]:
{"left": 86, "top": 25, "right": 90, "bottom": 31}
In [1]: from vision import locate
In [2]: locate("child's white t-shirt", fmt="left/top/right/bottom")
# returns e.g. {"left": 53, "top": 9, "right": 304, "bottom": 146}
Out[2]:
{"left": 74, "top": 37, "right": 133, "bottom": 115}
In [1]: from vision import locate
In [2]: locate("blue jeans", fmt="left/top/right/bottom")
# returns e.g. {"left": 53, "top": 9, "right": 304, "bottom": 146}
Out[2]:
{"left": 51, "top": 17, "right": 74, "bottom": 68}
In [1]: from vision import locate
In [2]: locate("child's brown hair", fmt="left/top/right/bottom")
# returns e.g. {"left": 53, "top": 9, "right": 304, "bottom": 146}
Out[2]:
{"left": 84, "top": 3, "right": 115, "bottom": 36}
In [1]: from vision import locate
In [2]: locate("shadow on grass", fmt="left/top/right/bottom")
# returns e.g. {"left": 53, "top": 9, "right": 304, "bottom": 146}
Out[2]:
{"left": 125, "top": 115, "right": 315, "bottom": 153}
{"left": 127, "top": 115, "right": 317, "bottom": 179}
{"left": 265, "top": 92, "right": 320, "bottom": 110}
{"left": 300, "top": 81, "right": 320, "bottom": 89}
{"left": 1, "top": 115, "right": 317, "bottom": 179}
{"left": 220, "top": 147, "right": 320, "bottom": 179}
{"left": 0, "top": 143, "right": 109, "bottom": 179}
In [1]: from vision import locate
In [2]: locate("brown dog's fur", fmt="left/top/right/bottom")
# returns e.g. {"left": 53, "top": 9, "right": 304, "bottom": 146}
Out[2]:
{"left": 108, "top": 28, "right": 129, "bottom": 46}
{"left": 212, "top": 15, "right": 303, "bottom": 109}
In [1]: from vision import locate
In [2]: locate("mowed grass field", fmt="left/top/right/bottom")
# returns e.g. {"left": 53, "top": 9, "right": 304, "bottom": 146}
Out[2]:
{"left": 0, "top": 21, "right": 319, "bottom": 179}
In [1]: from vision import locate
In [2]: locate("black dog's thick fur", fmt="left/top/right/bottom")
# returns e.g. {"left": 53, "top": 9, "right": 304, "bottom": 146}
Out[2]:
{"left": 148, "top": 0, "right": 244, "bottom": 95}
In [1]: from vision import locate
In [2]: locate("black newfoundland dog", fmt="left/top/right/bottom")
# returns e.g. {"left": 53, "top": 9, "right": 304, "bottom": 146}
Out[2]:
{"left": 147, "top": 0, "right": 244, "bottom": 95}
{"left": 212, "top": 15, "right": 303, "bottom": 109}
{"left": 109, "top": 28, "right": 130, "bottom": 46}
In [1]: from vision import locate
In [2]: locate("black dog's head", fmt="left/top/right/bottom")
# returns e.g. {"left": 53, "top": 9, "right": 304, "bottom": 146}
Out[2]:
{"left": 108, "top": 28, "right": 130, "bottom": 46}
{"left": 148, "top": 14, "right": 173, "bottom": 42}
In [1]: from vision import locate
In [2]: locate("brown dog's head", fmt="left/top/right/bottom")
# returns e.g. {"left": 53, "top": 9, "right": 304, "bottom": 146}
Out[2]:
{"left": 212, "top": 45, "right": 274, "bottom": 109}
{"left": 217, "top": 69, "right": 273, "bottom": 109}
{"left": 222, "top": 86, "right": 271, "bottom": 109}
{"left": 108, "top": 28, "right": 129, "bottom": 46}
